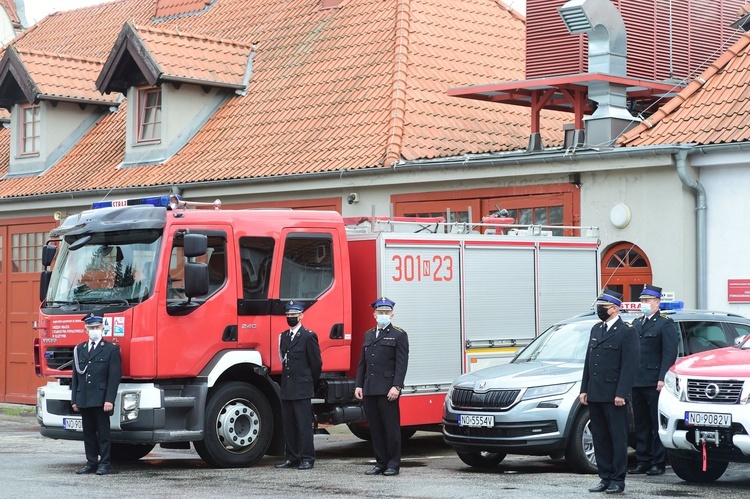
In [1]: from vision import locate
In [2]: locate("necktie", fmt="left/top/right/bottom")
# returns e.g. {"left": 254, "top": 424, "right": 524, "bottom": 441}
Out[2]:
{"left": 376, "top": 329, "right": 381, "bottom": 339}
{"left": 89, "top": 341, "right": 95, "bottom": 352}
{"left": 290, "top": 330, "right": 296, "bottom": 342}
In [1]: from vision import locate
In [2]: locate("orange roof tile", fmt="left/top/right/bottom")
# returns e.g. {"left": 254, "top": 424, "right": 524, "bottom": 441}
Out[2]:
{"left": 621, "top": 32, "right": 750, "bottom": 147}
{"left": 0, "top": 0, "right": 565, "bottom": 198}
{"left": 98, "top": 23, "right": 254, "bottom": 91}
{"left": 0, "top": 0, "right": 20, "bottom": 28}
{"left": 154, "top": 0, "right": 213, "bottom": 18}
{"left": 8, "top": 48, "right": 119, "bottom": 104}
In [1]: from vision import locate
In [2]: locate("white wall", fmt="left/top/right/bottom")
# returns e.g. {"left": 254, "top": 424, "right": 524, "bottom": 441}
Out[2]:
{"left": 701, "top": 162, "right": 750, "bottom": 314}
{"left": 579, "top": 166, "right": 697, "bottom": 306}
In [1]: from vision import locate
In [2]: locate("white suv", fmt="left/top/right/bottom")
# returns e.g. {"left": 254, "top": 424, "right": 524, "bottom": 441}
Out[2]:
{"left": 659, "top": 334, "right": 750, "bottom": 482}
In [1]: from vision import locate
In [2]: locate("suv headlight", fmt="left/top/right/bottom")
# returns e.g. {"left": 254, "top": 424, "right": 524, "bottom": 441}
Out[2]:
{"left": 521, "top": 382, "right": 575, "bottom": 401}
{"left": 663, "top": 370, "right": 682, "bottom": 399}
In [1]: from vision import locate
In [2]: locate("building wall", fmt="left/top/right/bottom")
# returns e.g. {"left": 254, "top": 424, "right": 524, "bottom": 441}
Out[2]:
{"left": 701, "top": 161, "right": 750, "bottom": 314}
{"left": 580, "top": 165, "right": 697, "bottom": 306}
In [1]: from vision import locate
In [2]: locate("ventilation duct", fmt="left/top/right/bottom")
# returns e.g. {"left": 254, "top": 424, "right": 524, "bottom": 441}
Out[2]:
{"left": 558, "top": 0, "right": 638, "bottom": 147}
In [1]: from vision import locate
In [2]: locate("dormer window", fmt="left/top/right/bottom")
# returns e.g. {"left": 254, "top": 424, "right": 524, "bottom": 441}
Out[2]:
{"left": 137, "top": 87, "right": 161, "bottom": 143}
{"left": 20, "top": 103, "right": 40, "bottom": 155}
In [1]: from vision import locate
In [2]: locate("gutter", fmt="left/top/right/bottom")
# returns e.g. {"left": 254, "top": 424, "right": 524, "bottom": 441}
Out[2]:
{"left": 673, "top": 146, "right": 706, "bottom": 309}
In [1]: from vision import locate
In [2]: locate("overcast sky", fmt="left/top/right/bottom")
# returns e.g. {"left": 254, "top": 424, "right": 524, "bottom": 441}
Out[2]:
{"left": 23, "top": 0, "right": 527, "bottom": 24}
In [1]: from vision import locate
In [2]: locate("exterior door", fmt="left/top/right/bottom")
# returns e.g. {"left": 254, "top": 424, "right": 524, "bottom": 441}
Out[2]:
{"left": 601, "top": 242, "right": 652, "bottom": 302}
{"left": 4, "top": 224, "right": 55, "bottom": 403}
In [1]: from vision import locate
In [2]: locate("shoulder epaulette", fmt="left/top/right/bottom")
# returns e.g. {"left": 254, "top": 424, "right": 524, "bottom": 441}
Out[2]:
{"left": 659, "top": 313, "right": 674, "bottom": 321}
{"left": 392, "top": 326, "right": 406, "bottom": 332}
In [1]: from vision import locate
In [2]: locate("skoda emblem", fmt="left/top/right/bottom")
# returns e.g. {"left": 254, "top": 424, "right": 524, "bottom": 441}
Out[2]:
{"left": 479, "top": 381, "right": 486, "bottom": 389}
{"left": 705, "top": 383, "right": 720, "bottom": 399}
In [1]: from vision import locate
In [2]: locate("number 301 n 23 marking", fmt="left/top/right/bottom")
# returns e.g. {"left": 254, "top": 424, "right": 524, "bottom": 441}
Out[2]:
{"left": 391, "top": 255, "right": 453, "bottom": 282}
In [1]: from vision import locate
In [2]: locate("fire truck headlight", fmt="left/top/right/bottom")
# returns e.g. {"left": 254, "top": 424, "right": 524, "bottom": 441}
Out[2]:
{"left": 663, "top": 371, "right": 681, "bottom": 399}
{"left": 121, "top": 391, "right": 140, "bottom": 422}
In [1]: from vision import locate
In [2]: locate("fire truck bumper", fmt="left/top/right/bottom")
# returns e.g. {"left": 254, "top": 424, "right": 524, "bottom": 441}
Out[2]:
{"left": 36, "top": 381, "right": 200, "bottom": 442}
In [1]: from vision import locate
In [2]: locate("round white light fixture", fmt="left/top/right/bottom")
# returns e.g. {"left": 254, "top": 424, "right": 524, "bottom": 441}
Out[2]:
{"left": 609, "top": 203, "right": 631, "bottom": 229}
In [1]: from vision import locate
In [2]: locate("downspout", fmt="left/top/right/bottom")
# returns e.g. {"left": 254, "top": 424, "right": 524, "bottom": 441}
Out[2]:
{"left": 674, "top": 147, "right": 706, "bottom": 308}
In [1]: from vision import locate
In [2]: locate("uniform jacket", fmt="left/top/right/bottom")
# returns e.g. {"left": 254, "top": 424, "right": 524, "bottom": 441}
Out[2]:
{"left": 71, "top": 340, "right": 122, "bottom": 409}
{"left": 581, "top": 317, "right": 640, "bottom": 403}
{"left": 279, "top": 326, "right": 322, "bottom": 400}
{"left": 356, "top": 323, "right": 409, "bottom": 396}
{"left": 632, "top": 312, "right": 679, "bottom": 387}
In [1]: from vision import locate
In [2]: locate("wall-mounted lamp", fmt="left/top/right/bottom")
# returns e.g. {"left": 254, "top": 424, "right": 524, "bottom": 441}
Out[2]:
{"left": 346, "top": 193, "right": 359, "bottom": 205}
{"left": 569, "top": 173, "right": 582, "bottom": 187}
{"left": 609, "top": 203, "right": 631, "bottom": 229}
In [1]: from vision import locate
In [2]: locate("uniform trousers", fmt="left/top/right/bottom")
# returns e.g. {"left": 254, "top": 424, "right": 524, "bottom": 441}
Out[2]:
{"left": 632, "top": 387, "right": 665, "bottom": 467}
{"left": 281, "top": 398, "right": 315, "bottom": 464}
{"left": 362, "top": 395, "right": 401, "bottom": 469}
{"left": 80, "top": 406, "right": 112, "bottom": 466}
{"left": 588, "top": 402, "right": 629, "bottom": 486}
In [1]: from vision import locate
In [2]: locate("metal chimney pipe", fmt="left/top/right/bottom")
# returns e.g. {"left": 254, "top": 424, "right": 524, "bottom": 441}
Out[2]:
{"left": 558, "top": 0, "right": 638, "bottom": 147}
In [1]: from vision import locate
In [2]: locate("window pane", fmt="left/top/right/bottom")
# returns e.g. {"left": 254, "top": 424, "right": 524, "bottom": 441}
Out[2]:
{"left": 534, "top": 207, "right": 547, "bottom": 225}
{"left": 549, "top": 206, "right": 563, "bottom": 225}
{"left": 280, "top": 235, "right": 333, "bottom": 300}
{"left": 518, "top": 208, "right": 532, "bottom": 225}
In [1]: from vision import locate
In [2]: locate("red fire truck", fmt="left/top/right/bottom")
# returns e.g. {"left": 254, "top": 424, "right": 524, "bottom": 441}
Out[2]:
{"left": 35, "top": 196, "right": 600, "bottom": 468}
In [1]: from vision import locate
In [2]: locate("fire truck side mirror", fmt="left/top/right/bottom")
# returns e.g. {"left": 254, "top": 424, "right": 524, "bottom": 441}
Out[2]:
{"left": 183, "top": 233, "right": 208, "bottom": 258}
{"left": 41, "top": 244, "right": 57, "bottom": 267}
{"left": 184, "top": 262, "right": 209, "bottom": 298}
{"left": 40, "top": 270, "right": 52, "bottom": 302}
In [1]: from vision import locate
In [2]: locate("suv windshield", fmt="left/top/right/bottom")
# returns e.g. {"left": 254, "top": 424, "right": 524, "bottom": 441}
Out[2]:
{"left": 46, "top": 229, "right": 162, "bottom": 305}
{"left": 513, "top": 320, "right": 593, "bottom": 363}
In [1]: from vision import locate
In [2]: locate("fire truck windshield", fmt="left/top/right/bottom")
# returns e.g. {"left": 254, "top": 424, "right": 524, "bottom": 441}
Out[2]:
{"left": 45, "top": 229, "right": 162, "bottom": 307}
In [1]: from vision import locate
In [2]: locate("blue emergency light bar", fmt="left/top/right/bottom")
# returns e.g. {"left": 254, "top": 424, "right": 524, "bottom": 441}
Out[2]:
{"left": 92, "top": 195, "right": 180, "bottom": 210}
{"left": 659, "top": 301, "right": 684, "bottom": 310}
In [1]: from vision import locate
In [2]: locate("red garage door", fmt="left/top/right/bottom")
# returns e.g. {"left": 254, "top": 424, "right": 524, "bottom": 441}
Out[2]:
{"left": 0, "top": 219, "right": 56, "bottom": 403}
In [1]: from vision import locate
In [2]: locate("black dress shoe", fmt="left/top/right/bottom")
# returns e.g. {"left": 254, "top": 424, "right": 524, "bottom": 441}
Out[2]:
{"left": 75, "top": 464, "right": 97, "bottom": 475}
{"left": 365, "top": 466, "right": 385, "bottom": 475}
{"left": 383, "top": 468, "right": 399, "bottom": 476}
{"left": 275, "top": 460, "right": 299, "bottom": 469}
{"left": 588, "top": 481, "right": 610, "bottom": 492}
{"left": 605, "top": 484, "right": 624, "bottom": 494}
{"left": 628, "top": 463, "right": 650, "bottom": 474}
{"left": 95, "top": 465, "right": 111, "bottom": 476}
{"left": 297, "top": 461, "right": 314, "bottom": 470}
{"left": 646, "top": 465, "right": 665, "bottom": 475}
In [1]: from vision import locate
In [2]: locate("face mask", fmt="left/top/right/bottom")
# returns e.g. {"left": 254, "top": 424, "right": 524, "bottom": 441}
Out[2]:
{"left": 596, "top": 305, "right": 610, "bottom": 322}
{"left": 376, "top": 315, "right": 391, "bottom": 328}
{"left": 286, "top": 316, "right": 300, "bottom": 328}
{"left": 87, "top": 328, "right": 103, "bottom": 343}
{"left": 640, "top": 303, "right": 653, "bottom": 316}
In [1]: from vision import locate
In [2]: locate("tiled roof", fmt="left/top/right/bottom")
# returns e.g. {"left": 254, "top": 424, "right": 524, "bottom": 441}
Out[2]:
{"left": 154, "top": 0, "right": 213, "bottom": 18}
{"left": 98, "top": 23, "right": 255, "bottom": 91}
{"left": 12, "top": 48, "right": 119, "bottom": 104}
{"left": 620, "top": 32, "right": 750, "bottom": 147}
{"left": 0, "top": 0, "right": 20, "bottom": 28}
{"left": 0, "top": 0, "right": 565, "bottom": 199}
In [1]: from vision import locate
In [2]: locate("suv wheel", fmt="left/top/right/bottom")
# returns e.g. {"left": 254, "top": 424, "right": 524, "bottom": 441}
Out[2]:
{"left": 668, "top": 449, "right": 728, "bottom": 483}
{"left": 565, "top": 408, "right": 597, "bottom": 474}
{"left": 456, "top": 451, "right": 506, "bottom": 468}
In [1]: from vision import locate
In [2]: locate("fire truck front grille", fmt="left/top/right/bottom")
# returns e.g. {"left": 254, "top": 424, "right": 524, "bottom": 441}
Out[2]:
{"left": 451, "top": 388, "right": 521, "bottom": 410}
{"left": 445, "top": 420, "right": 558, "bottom": 438}
{"left": 686, "top": 379, "right": 744, "bottom": 403}
{"left": 44, "top": 347, "right": 75, "bottom": 370}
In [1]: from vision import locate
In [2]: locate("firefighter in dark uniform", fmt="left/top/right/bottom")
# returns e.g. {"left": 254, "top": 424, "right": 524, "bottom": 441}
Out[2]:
{"left": 580, "top": 290, "right": 640, "bottom": 494}
{"left": 354, "top": 297, "right": 409, "bottom": 476}
{"left": 275, "top": 301, "right": 323, "bottom": 470}
{"left": 71, "top": 313, "right": 122, "bottom": 475}
{"left": 629, "top": 285, "right": 678, "bottom": 476}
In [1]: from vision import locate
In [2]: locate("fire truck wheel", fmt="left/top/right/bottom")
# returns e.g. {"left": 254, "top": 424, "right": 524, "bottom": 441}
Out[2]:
{"left": 194, "top": 382, "right": 273, "bottom": 468}
{"left": 347, "top": 423, "right": 371, "bottom": 441}
{"left": 565, "top": 408, "right": 598, "bottom": 474}
{"left": 456, "top": 451, "right": 506, "bottom": 468}
{"left": 110, "top": 443, "right": 155, "bottom": 462}
{"left": 668, "top": 449, "right": 728, "bottom": 483}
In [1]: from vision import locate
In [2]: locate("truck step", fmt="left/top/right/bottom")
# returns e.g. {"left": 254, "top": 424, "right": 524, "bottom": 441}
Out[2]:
{"left": 164, "top": 396, "right": 196, "bottom": 408}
